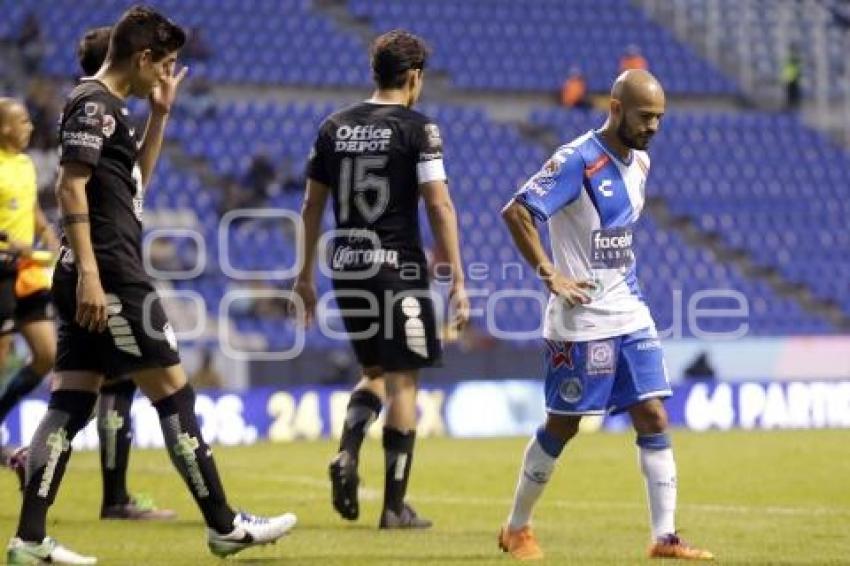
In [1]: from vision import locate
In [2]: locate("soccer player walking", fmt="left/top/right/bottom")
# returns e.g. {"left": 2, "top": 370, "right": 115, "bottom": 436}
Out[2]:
{"left": 1, "top": 24, "right": 177, "bottom": 522}
{"left": 498, "top": 70, "right": 713, "bottom": 561}
{"left": 7, "top": 7, "right": 295, "bottom": 564}
{"left": 293, "top": 30, "right": 468, "bottom": 528}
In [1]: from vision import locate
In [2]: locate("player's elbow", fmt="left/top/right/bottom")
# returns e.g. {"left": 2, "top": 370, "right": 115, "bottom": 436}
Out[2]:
{"left": 426, "top": 198, "right": 454, "bottom": 220}
{"left": 501, "top": 199, "right": 525, "bottom": 226}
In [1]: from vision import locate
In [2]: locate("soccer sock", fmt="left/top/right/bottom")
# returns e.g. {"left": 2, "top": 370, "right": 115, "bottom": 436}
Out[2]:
{"left": 382, "top": 427, "right": 415, "bottom": 515}
{"left": 507, "top": 427, "right": 566, "bottom": 530}
{"left": 153, "top": 385, "right": 235, "bottom": 533}
{"left": 338, "top": 389, "right": 382, "bottom": 459}
{"left": 16, "top": 390, "right": 98, "bottom": 542}
{"left": 0, "top": 366, "right": 43, "bottom": 424}
{"left": 97, "top": 379, "right": 136, "bottom": 507}
{"left": 637, "top": 432, "right": 677, "bottom": 540}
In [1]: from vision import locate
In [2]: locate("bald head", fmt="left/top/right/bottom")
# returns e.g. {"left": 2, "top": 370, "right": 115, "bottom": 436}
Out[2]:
{"left": 0, "top": 98, "right": 17, "bottom": 123}
{"left": 611, "top": 69, "right": 665, "bottom": 108}
{"left": 607, "top": 70, "right": 665, "bottom": 151}
{"left": 0, "top": 98, "right": 33, "bottom": 153}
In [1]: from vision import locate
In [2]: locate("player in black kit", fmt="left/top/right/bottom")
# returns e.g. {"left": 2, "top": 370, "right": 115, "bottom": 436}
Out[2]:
{"left": 294, "top": 30, "right": 469, "bottom": 529}
{"left": 7, "top": 7, "right": 295, "bottom": 565}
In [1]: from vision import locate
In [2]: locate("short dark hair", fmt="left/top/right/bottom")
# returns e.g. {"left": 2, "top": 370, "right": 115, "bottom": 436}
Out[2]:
{"left": 78, "top": 26, "right": 111, "bottom": 75}
{"left": 370, "top": 30, "right": 430, "bottom": 89}
{"left": 109, "top": 5, "right": 186, "bottom": 64}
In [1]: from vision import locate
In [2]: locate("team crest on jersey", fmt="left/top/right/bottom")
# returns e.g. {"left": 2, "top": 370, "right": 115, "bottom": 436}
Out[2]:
{"left": 546, "top": 340, "right": 575, "bottom": 369}
{"left": 559, "top": 377, "right": 583, "bottom": 403}
{"left": 543, "top": 157, "right": 562, "bottom": 176}
{"left": 84, "top": 102, "right": 101, "bottom": 117}
{"left": 102, "top": 114, "right": 116, "bottom": 138}
{"left": 423, "top": 123, "right": 442, "bottom": 149}
{"left": 587, "top": 340, "right": 615, "bottom": 375}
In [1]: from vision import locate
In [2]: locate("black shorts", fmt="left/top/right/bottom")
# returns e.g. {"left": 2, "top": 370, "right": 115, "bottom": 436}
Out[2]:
{"left": 332, "top": 270, "right": 441, "bottom": 373}
{"left": 52, "top": 274, "right": 180, "bottom": 377}
{"left": 0, "top": 273, "right": 53, "bottom": 335}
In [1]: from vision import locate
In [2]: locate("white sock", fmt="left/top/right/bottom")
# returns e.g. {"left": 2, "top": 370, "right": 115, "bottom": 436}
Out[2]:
{"left": 507, "top": 436, "right": 558, "bottom": 530}
{"left": 639, "top": 445, "right": 677, "bottom": 540}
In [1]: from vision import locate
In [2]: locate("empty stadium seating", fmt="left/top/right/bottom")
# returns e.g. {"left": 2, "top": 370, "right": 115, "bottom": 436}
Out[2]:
{"left": 348, "top": 0, "right": 738, "bottom": 95}
{"left": 3, "top": 0, "right": 371, "bottom": 87}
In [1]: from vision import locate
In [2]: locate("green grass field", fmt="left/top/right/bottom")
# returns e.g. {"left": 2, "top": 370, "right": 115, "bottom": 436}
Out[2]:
{"left": 1, "top": 430, "right": 849, "bottom": 565}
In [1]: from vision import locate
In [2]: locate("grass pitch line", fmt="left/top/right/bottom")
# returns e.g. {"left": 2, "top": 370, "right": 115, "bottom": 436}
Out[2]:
{"left": 267, "top": 473, "right": 850, "bottom": 519}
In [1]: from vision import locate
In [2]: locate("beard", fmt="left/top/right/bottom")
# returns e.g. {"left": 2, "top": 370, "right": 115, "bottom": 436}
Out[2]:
{"left": 617, "top": 120, "right": 652, "bottom": 150}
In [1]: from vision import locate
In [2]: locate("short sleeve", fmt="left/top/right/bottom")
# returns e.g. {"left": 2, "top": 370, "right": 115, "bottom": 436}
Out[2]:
{"left": 59, "top": 96, "right": 107, "bottom": 168}
{"left": 514, "top": 147, "right": 585, "bottom": 221}
{"left": 414, "top": 121, "right": 447, "bottom": 184}
{"left": 306, "top": 123, "right": 331, "bottom": 185}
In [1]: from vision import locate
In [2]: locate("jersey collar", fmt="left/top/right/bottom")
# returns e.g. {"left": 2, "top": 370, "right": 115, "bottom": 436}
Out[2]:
{"left": 591, "top": 130, "right": 633, "bottom": 166}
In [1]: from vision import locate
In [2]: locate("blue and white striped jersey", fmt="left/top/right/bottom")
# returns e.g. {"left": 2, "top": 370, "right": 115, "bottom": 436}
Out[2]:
{"left": 515, "top": 130, "right": 655, "bottom": 342}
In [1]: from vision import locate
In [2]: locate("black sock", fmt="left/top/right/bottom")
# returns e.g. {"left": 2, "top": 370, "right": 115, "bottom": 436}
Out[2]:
{"left": 382, "top": 427, "right": 415, "bottom": 515}
{"left": 97, "top": 379, "right": 136, "bottom": 507}
{"left": 0, "top": 366, "right": 44, "bottom": 425}
{"left": 16, "top": 389, "right": 98, "bottom": 542}
{"left": 339, "top": 389, "right": 382, "bottom": 459}
{"left": 153, "top": 385, "right": 235, "bottom": 533}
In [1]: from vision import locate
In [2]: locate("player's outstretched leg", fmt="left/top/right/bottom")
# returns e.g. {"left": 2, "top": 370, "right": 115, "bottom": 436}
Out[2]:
{"left": 0, "top": 316, "right": 56, "bottom": 432}
{"left": 378, "top": 371, "right": 430, "bottom": 529}
{"left": 0, "top": 365, "right": 44, "bottom": 425}
{"left": 7, "top": 375, "right": 100, "bottom": 566}
{"left": 98, "top": 379, "right": 176, "bottom": 520}
{"left": 499, "top": 417, "right": 577, "bottom": 561}
{"left": 330, "top": 375, "right": 384, "bottom": 520}
{"left": 134, "top": 366, "right": 296, "bottom": 557}
{"left": 630, "top": 400, "right": 713, "bottom": 561}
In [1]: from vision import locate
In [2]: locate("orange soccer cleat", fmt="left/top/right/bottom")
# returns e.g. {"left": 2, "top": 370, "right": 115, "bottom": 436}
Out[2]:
{"left": 648, "top": 533, "right": 715, "bottom": 560}
{"left": 498, "top": 525, "right": 544, "bottom": 560}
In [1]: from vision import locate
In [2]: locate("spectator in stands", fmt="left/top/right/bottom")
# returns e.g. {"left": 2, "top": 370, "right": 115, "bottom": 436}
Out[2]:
{"left": 190, "top": 349, "right": 223, "bottom": 390}
{"left": 279, "top": 155, "right": 303, "bottom": 193}
{"left": 243, "top": 151, "right": 276, "bottom": 207}
{"left": 783, "top": 46, "right": 802, "bottom": 111}
{"left": 179, "top": 77, "right": 216, "bottom": 120}
{"left": 619, "top": 44, "right": 648, "bottom": 72}
{"left": 184, "top": 27, "right": 211, "bottom": 62}
{"left": 220, "top": 175, "right": 250, "bottom": 215}
{"left": 560, "top": 66, "right": 591, "bottom": 109}
{"left": 23, "top": 79, "right": 60, "bottom": 151}
{"left": 16, "top": 13, "right": 45, "bottom": 74}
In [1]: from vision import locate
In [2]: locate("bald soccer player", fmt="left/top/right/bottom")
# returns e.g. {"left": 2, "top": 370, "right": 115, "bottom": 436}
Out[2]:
{"left": 497, "top": 70, "right": 714, "bottom": 561}
{"left": 0, "top": 98, "right": 60, "bottom": 465}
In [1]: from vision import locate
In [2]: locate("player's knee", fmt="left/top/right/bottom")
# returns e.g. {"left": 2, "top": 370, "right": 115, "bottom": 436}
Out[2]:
{"left": 384, "top": 372, "right": 417, "bottom": 397}
{"left": 543, "top": 414, "right": 581, "bottom": 444}
{"left": 634, "top": 404, "right": 668, "bottom": 434}
{"left": 30, "top": 343, "right": 56, "bottom": 376}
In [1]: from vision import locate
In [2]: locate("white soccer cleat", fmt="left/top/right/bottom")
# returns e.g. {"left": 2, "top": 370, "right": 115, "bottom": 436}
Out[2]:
{"left": 6, "top": 536, "right": 97, "bottom": 565}
{"left": 206, "top": 511, "right": 297, "bottom": 557}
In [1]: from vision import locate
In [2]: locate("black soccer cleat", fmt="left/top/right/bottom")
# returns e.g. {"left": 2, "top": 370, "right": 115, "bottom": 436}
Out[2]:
{"left": 379, "top": 503, "right": 432, "bottom": 530}
{"left": 329, "top": 451, "right": 359, "bottom": 520}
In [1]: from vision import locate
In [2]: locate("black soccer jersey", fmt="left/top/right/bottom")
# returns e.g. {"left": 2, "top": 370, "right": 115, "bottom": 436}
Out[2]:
{"left": 307, "top": 102, "right": 447, "bottom": 274}
{"left": 56, "top": 79, "right": 147, "bottom": 283}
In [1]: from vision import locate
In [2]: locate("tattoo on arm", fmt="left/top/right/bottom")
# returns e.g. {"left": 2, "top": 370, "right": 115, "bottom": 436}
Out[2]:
{"left": 59, "top": 214, "right": 90, "bottom": 227}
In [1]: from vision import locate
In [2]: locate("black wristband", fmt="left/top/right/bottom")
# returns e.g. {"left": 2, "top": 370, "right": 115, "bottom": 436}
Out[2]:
{"left": 59, "top": 214, "right": 90, "bottom": 227}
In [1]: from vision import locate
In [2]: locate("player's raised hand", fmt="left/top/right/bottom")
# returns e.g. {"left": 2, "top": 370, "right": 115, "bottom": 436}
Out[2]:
{"left": 545, "top": 272, "right": 595, "bottom": 307}
{"left": 150, "top": 63, "right": 188, "bottom": 115}
{"left": 449, "top": 283, "right": 470, "bottom": 331}
{"left": 76, "top": 271, "right": 109, "bottom": 332}
{"left": 291, "top": 278, "right": 317, "bottom": 327}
